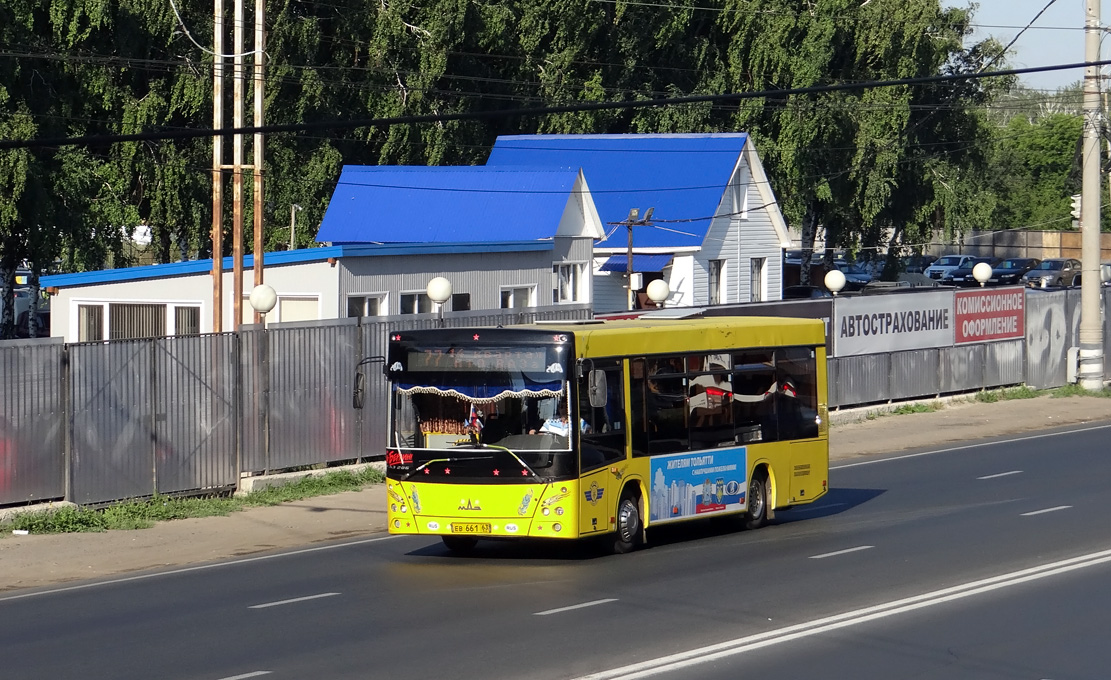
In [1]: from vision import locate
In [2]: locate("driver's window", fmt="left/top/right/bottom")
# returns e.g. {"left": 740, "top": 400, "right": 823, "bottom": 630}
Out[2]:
{"left": 578, "top": 359, "right": 626, "bottom": 471}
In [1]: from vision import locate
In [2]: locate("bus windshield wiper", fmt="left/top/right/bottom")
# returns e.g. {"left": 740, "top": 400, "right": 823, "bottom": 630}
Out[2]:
{"left": 401, "top": 454, "right": 494, "bottom": 481}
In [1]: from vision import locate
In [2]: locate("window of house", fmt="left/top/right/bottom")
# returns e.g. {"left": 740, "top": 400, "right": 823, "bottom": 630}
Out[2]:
{"left": 175, "top": 306, "right": 201, "bottom": 336}
{"left": 500, "top": 286, "right": 533, "bottom": 309}
{"left": 109, "top": 303, "right": 166, "bottom": 340}
{"left": 78, "top": 304, "right": 104, "bottom": 342}
{"left": 750, "top": 258, "right": 766, "bottom": 302}
{"left": 451, "top": 293, "right": 471, "bottom": 311}
{"left": 553, "top": 263, "right": 582, "bottom": 303}
{"left": 278, "top": 297, "right": 319, "bottom": 323}
{"left": 400, "top": 292, "right": 434, "bottom": 315}
{"left": 709, "top": 259, "right": 724, "bottom": 305}
{"left": 347, "top": 294, "right": 386, "bottom": 318}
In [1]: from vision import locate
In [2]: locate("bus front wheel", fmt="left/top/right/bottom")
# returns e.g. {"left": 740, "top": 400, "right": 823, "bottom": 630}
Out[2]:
{"left": 613, "top": 490, "right": 643, "bottom": 554}
{"left": 745, "top": 470, "right": 769, "bottom": 530}
{"left": 442, "top": 535, "right": 478, "bottom": 554}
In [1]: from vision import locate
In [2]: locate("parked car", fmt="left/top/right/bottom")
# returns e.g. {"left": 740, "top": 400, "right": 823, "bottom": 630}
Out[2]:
{"left": 1070, "top": 261, "right": 1111, "bottom": 287}
{"left": 899, "top": 254, "right": 937, "bottom": 275}
{"left": 923, "top": 254, "right": 976, "bottom": 281}
{"left": 989, "top": 258, "right": 1040, "bottom": 286}
{"left": 831, "top": 261, "right": 873, "bottom": 290}
{"left": 1021, "top": 258, "right": 1082, "bottom": 287}
{"left": 782, "top": 285, "right": 833, "bottom": 299}
{"left": 15, "top": 309, "right": 49, "bottom": 338}
{"left": 941, "top": 256, "right": 1003, "bottom": 287}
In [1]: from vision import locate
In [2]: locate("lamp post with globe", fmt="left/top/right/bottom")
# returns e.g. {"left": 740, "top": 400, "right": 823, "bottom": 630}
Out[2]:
{"left": 426, "top": 276, "right": 452, "bottom": 327}
{"left": 824, "top": 269, "right": 846, "bottom": 296}
{"left": 646, "top": 279, "right": 670, "bottom": 309}
{"left": 972, "top": 262, "right": 992, "bottom": 288}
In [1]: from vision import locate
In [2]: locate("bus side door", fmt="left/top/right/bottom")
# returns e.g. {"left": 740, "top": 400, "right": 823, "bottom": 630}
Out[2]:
{"left": 578, "top": 360, "right": 627, "bottom": 535}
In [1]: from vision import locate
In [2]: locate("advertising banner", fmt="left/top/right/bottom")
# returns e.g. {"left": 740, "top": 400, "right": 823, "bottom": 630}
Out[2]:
{"left": 649, "top": 448, "right": 748, "bottom": 523}
{"left": 832, "top": 290, "right": 954, "bottom": 356}
{"left": 954, "top": 287, "right": 1025, "bottom": 343}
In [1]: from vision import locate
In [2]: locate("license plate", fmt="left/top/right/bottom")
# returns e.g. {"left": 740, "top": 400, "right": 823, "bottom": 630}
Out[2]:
{"left": 450, "top": 522, "right": 491, "bottom": 534}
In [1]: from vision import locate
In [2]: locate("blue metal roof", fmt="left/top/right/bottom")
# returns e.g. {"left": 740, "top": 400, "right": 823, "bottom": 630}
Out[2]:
{"left": 316, "top": 166, "right": 582, "bottom": 244}
{"left": 40, "top": 241, "right": 553, "bottom": 288}
{"left": 598, "top": 254, "right": 674, "bottom": 273}
{"left": 486, "top": 133, "right": 749, "bottom": 249}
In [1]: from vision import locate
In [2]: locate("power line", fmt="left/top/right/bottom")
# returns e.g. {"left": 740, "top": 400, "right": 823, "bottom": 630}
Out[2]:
{"left": 5, "top": 59, "right": 1110, "bottom": 151}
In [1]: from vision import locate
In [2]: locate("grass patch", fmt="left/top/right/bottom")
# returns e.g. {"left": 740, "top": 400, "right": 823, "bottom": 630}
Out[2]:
{"left": 890, "top": 402, "right": 941, "bottom": 415}
{"left": 976, "top": 386, "right": 1045, "bottom": 403}
{"left": 1050, "top": 383, "right": 1111, "bottom": 398}
{"left": 1, "top": 466, "right": 385, "bottom": 535}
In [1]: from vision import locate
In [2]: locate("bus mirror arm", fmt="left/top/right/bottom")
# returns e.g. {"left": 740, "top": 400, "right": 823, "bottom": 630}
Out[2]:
{"left": 352, "top": 355, "right": 385, "bottom": 410}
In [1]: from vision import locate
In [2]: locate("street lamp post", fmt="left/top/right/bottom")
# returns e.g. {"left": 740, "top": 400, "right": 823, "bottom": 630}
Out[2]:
{"left": 426, "top": 276, "right": 452, "bottom": 327}
{"left": 247, "top": 283, "right": 277, "bottom": 477}
{"left": 824, "top": 269, "right": 846, "bottom": 296}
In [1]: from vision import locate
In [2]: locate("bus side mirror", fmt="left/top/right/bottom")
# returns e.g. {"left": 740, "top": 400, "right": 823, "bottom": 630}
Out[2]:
{"left": 353, "top": 368, "right": 366, "bottom": 410}
{"left": 588, "top": 370, "right": 607, "bottom": 408}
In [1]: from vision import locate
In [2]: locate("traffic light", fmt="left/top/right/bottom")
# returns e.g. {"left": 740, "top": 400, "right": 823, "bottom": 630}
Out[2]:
{"left": 1070, "top": 194, "right": 1082, "bottom": 220}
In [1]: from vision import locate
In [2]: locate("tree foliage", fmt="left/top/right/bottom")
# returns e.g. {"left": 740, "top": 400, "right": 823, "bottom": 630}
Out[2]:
{"left": 0, "top": 0, "right": 1047, "bottom": 327}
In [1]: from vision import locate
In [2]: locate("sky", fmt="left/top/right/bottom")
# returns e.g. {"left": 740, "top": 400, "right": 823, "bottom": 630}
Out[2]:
{"left": 943, "top": 0, "right": 1108, "bottom": 91}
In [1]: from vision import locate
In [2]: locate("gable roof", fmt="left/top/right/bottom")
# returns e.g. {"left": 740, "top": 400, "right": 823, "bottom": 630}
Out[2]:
{"left": 486, "top": 133, "right": 750, "bottom": 249}
{"left": 316, "top": 166, "right": 601, "bottom": 245}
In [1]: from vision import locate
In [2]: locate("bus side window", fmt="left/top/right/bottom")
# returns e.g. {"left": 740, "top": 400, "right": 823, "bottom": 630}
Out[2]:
{"left": 578, "top": 360, "right": 626, "bottom": 470}
{"left": 776, "top": 348, "right": 819, "bottom": 440}
{"left": 646, "top": 354, "right": 689, "bottom": 454}
{"left": 732, "top": 351, "right": 778, "bottom": 443}
{"left": 629, "top": 358, "right": 650, "bottom": 457}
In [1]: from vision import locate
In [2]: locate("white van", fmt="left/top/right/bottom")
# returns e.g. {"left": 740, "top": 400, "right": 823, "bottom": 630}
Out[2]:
{"left": 923, "top": 254, "right": 975, "bottom": 281}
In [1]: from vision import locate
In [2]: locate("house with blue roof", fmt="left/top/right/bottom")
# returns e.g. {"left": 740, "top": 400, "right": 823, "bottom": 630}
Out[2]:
{"left": 40, "top": 166, "right": 601, "bottom": 341}
{"left": 486, "top": 133, "right": 790, "bottom": 312}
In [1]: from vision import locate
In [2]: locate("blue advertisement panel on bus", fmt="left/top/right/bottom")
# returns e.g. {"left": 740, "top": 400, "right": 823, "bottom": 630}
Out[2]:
{"left": 649, "top": 448, "right": 748, "bottom": 523}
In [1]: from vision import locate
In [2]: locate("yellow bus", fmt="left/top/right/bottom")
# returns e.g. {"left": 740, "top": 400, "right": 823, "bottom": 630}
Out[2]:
{"left": 378, "top": 316, "right": 828, "bottom": 553}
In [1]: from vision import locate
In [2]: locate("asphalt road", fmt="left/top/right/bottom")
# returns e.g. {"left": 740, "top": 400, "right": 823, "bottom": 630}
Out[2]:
{"left": 3, "top": 422, "right": 1111, "bottom": 680}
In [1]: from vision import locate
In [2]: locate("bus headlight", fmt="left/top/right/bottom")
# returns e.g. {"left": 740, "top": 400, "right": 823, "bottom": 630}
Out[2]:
{"left": 542, "top": 507, "right": 550, "bottom": 516}
{"left": 553, "top": 523, "right": 562, "bottom": 533}
{"left": 399, "top": 504, "right": 407, "bottom": 513}
{"left": 555, "top": 507, "right": 564, "bottom": 516}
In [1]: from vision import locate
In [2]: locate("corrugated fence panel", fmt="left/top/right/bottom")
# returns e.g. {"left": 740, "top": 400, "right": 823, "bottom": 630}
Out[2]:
{"left": 830, "top": 354, "right": 890, "bottom": 406}
{"left": 1025, "top": 291, "right": 1069, "bottom": 389}
{"left": 941, "top": 344, "right": 986, "bottom": 393}
{"left": 264, "top": 320, "right": 362, "bottom": 472}
{"left": 984, "top": 339, "right": 1025, "bottom": 387}
{"left": 153, "top": 335, "right": 238, "bottom": 494}
{"left": 0, "top": 338, "right": 65, "bottom": 504}
{"left": 70, "top": 340, "right": 155, "bottom": 505}
{"left": 239, "top": 329, "right": 266, "bottom": 473}
{"left": 890, "top": 349, "right": 940, "bottom": 401}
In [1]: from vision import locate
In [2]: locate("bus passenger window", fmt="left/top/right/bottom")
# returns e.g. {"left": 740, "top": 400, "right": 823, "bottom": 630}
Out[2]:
{"left": 776, "top": 348, "right": 819, "bottom": 440}
{"left": 688, "top": 358, "right": 734, "bottom": 449}
{"left": 647, "top": 354, "right": 689, "bottom": 453}
{"left": 732, "top": 352, "right": 777, "bottom": 443}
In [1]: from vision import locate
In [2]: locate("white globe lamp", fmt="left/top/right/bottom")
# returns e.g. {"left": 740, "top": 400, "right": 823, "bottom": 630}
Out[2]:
{"left": 427, "top": 277, "right": 452, "bottom": 325}
{"left": 249, "top": 284, "right": 278, "bottom": 314}
{"left": 646, "top": 279, "right": 670, "bottom": 308}
{"left": 972, "top": 262, "right": 992, "bottom": 288}
{"left": 824, "top": 269, "right": 846, "bottom": 296}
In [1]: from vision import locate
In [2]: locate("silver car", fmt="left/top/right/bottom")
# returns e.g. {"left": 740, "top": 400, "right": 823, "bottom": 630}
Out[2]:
{"left": 1021, "top": 258, "right": 1082, "bottom": 287}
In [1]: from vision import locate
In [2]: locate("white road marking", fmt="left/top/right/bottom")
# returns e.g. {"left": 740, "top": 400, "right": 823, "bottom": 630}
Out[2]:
{"left": 832, "top": 422, "right": 1111, "bottom": 470}
{"left": 0, "top": 535, "right": 397, "bottom": 603}
{"left": 216, "top": 672, "right": 271, "bottom": 680}
{"left": 809, "top": 545, "right": 873, "bottom": 560}
{"left": 1021, "top": 506, "right": 1072, "bottom": 516}
{"left": 534, "top": 598, "right": 618, "bottom": 616}
{"left": 572, "top": 548, "right": 1111, "bottom": 680}
{"left": 249, "top": 592, "right": 340, "bottom": 609}
{"left": 978, "top": 470, "right": 1023, "bottom": 480}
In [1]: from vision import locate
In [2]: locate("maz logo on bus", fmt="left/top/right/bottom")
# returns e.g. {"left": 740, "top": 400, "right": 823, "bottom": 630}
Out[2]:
{"left": 386, "top": 450, "right": 413, "bottom": 466}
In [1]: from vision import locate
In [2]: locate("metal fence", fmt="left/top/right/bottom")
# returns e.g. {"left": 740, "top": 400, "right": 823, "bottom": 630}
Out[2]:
{"left": 0, "top": 294, "right": 1107, "bottom": 509}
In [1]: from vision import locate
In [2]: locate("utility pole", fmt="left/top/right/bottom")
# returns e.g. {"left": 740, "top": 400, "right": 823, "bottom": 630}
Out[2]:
{"left": 211, "top": 0, "right": 225, "bottom": 332}
{"left": 1079, "top": 0, "right": 1105, "bottom": 389}
{"left": 212, "top": 0, "right": 265, "bottom": 332}
{"left": 613, "top": 208, "right": 654, "bottom": 310}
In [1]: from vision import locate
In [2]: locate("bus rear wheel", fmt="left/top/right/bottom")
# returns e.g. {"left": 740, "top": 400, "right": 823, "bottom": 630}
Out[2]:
{"left": 442, "top": 535, "right": 478, "bottom": 554}
{"left": 745, "top": 470, "right": 769, "bottom": 530}
{"left": 613, "top": 489, "right": 643, "bottom": 554}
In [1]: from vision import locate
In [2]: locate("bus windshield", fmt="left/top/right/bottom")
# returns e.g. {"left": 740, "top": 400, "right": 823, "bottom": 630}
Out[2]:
{"left": 386, "top": 338, "right": 577, "bottom": 481}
